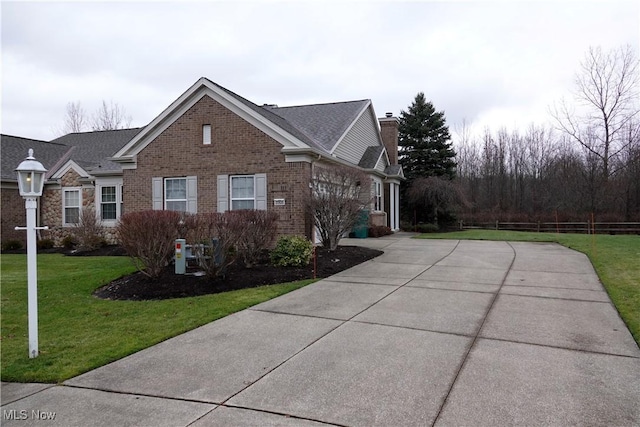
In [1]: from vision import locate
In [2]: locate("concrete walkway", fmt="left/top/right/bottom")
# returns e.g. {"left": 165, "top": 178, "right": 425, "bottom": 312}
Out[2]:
{"left": 3, "top": 236, "right": 639, "bottom": 426}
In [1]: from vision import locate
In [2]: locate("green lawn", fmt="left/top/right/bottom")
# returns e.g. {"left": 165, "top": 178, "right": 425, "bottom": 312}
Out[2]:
{"left": 416, "top": 230, "right": 640, "bottom": 345}
{"left": 1, "top": 254, "right": 314, "bottom": 383}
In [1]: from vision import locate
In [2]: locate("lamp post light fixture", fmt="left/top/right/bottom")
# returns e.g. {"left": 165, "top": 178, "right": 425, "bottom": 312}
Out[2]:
{"left": 15, "top": 149, "right": 48, "bottom": 358}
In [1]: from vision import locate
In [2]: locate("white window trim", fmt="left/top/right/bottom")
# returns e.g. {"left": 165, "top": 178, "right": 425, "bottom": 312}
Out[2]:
{"left": 203, "top": 124, "right": 212, "bottom": 145}
{"left": 373, "top": 179, "right": 383, "bottom": 212}
{"left": 97, "top": 184, "right": 122, "bottom": 226}
{"left": 62, "top": 187, "right": 82, "bottom": 227}
{"left": 164, "top": 177, "right": 188, "bottom": 212}
{"left": 230, "top": 175, "right": 256, "bottom": 210}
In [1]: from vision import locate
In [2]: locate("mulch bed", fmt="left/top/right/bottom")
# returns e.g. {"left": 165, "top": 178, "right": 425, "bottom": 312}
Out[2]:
{"left": 93, "top": 245, "right": 382, "bottom": 301}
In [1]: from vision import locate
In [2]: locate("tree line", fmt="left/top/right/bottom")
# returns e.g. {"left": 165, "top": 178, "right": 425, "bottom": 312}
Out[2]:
{"left": 455, "top": 122, "right": 640, "bottom": 223}
{"left": 399, "top": 45, "right": 639, "bottom": 226}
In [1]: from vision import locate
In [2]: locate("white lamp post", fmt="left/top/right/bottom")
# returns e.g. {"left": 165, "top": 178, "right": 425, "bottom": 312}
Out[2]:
{"left": 15, "top": 149, "right": 48, "bottom": 358}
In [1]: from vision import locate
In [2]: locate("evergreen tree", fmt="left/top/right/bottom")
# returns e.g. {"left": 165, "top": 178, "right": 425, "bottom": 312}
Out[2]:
{"left": 399, "top": 93, "right": 457, "bottom": 224}
{"left": 399, "top": 92, "right": 456, "bottom": 180}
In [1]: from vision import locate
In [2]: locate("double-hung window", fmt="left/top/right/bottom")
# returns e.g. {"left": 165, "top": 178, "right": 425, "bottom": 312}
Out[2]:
{"left": 152, "top": 176, "right": 197, "bottom": 213}
{"left": 374, "top": 180, "right": 382, "bottom": 211}
{"left": 165, "top": 178, "right": 187, "bottom": 212}
{"left": 100, "top": 186, "right": 117, "bottom": 220}
{"left": 217, "top": 173, "right": 266, "bottom": 212}
{"left": 63, "top": 188, "right": 81, "bottom": 225}
{"left": 230, "top": 176, "right": 255, "bottom": 210}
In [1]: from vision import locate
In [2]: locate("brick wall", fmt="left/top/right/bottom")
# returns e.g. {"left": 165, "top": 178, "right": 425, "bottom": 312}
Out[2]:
{"left": 1, "top": 186, "right": 26, "bottom": 246}
{"left": 379, "top": 116, "right": 399, "bottom": 165}
{"left": 123, "top": 95, "right": 313, "bottom": 239}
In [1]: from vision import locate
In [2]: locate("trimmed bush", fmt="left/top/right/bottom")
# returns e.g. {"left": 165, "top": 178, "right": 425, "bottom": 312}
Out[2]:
{"left": 368, "top": 225, "right": 393, "bottom": 238}
{"left": 117, "top": 210, "right": 182, "bottom": 279}
{"left": 36, "top": 239, "right": 54, "bottom": 250}
{"left": 235, "top": 210, "right": 279, "bottom": 268}
{"left": 416, "top": 223, "right": 440, "bottom": 233}
{"left": 2, "top": 240, "right": 23, "bottom": 251}
{"left": 270, "top": 235, "right": 313, "bottom": 267}
{"left": 61, "top": 235, "right": 77, "bottom": 249}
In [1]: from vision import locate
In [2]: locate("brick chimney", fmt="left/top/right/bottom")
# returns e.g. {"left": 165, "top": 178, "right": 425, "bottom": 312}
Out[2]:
{"left": 379, "top": 112, "right": 399, "bottom": 165}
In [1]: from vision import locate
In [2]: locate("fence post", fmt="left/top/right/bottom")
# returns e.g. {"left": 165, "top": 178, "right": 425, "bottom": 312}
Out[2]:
{"left": 495, "top": 220, "right": 499, "bottom": 230}
{"left": 537, "top": 221, "right": 540, "bottom": 232}
{"left": 459, "top": 220, "right": 463, "bottom": 230}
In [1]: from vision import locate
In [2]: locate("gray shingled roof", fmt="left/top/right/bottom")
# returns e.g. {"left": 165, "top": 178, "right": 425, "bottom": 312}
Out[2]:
{"left": 385, "top": 164, "right": 403, "bottom": 176}
{"left": 49, "top": 128, "right": 143, "bottom": 174}
{"left": 1, "top": 135, "right": 70, "bottom": 180}
{"left": 206, "top": 79, "right": 320, "bottom": 150}
{"left": 266, "top": 100, "right": 368, "bottom": 153}
{"left": 358, "top": 146, "right": 385, "bottom": 169}
{"left": 206, "top": 78, "right": 368, "bottom": 154}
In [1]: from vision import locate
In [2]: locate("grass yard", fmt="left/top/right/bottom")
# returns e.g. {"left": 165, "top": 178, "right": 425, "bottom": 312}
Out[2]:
{"left": 416, "top": 230, "right": 640, "bottom": 345}
{"left": 1, "top": 254, "right": 314, "bottom": 383}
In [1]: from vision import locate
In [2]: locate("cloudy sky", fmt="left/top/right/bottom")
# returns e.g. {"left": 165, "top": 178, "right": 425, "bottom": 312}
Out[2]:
{"left": 1, "top": 1, "right": 638, "bottom": 142}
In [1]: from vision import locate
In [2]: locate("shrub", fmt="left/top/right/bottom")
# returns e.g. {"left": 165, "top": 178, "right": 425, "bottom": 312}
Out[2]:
{"left": 117, "top": 210, "right": 182, "bottom": 279}
{"left": 308, "top": 165, "right": 371, "bottom": 251}
{"left": 235, "top": 210, "right": 279, "bottom": 268}
{"left": 61, "top": 235, "right": 77, "bottom": 249}
{"left": 416, "top": 223, "right": 440, "bottom": 233}
{"left": 368, "top": 225, "right": 393, "bottom": 238}
{"left": 270, "top": 235, "right": 313, "bottom": 267}
{"left": 74, "top": 208, "right": 104, "bottom": 251}
{"left": 37, "top": 239, "right": 55, "bottom": 250}
{"left": 185, "top": 212, "right": 246, "bottom": 278}
{"left": 2, "top": 240, "right": 23, "bottom": 251}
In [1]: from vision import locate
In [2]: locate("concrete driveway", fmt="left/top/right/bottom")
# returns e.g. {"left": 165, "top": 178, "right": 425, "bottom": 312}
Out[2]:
{"left": 3, "top": 235, "right": 639, "bottom": 426}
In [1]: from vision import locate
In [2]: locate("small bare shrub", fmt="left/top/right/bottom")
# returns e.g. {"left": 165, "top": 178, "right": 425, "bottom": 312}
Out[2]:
{"left": 308, "top": 165, "right": 371, "bottom": 251}
{"left": 185, "top": 212, "right": 247, "bottom": 278}
{"left": 117, "top": 210, "right": 182, "bottom": 279}
{"left": 74, "top": 208, "right": 104, "bottom": 251}
{"left": 235, "top": 210, "right": 279, "bottom": 268}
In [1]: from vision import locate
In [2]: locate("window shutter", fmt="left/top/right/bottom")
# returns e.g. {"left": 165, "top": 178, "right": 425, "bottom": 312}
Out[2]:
{"left": 186, "top": 176, "right": 197, "bottom": 213}
{"left": 255, "top": 173, "right": 267, "bottom": 210}
{"left": 152, "top": 177, "right": 163, "bottom": 210}
{"left": 217, "top": 174, "right": 228, "bottom": 212}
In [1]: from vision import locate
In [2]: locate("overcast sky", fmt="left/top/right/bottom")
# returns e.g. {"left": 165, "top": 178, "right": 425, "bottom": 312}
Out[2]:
{"left": 1, "top": 1, "right": 638, "bottom": 143}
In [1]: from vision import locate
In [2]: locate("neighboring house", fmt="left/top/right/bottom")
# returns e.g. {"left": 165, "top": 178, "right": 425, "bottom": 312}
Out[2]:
{"left": 1, "top": 129, "right": 141, "bottom": 245}
{"left": 1, "top": 77, "right": 402, "bottom": 247}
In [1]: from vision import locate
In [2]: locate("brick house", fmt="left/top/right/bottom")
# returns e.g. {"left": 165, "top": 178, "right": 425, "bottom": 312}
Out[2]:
{"left": 1, "top": 77, "right": 402, "bottom": 246}
{"left": 1, "top": 129, "right": 141, "bottom": 245}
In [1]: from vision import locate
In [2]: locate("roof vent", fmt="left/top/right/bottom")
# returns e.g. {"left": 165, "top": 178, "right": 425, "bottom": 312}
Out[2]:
{"left": 385, "top": 112, "right": 393, "bottom": 118}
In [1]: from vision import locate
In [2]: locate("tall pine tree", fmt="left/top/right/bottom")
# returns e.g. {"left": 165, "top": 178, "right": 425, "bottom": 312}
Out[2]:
{"left": 399, "top": 92, "right": 456, "bottom": 224}
{"left": 399, "top": 92, "right": 456, "bottom": 180}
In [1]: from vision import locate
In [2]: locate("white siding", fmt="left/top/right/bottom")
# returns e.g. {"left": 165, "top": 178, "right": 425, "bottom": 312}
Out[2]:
{"left": 374, "top": 153, "right": 388, "bottom": 172}
{"left": 333, "top": 107, "right": 381, "bottom": 165}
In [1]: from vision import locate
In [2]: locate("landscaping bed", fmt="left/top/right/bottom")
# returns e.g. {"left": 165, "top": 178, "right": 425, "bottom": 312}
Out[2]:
{"left": 94, "top": 245, "right": 382, "bottom": 300}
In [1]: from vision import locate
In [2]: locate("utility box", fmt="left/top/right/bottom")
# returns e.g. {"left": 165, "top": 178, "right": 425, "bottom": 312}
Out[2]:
{"left": 175, "top": 239, "right": 186, "bottom": 274}
{"left": 354, "top": 209, "right": 369, "bottom": 238}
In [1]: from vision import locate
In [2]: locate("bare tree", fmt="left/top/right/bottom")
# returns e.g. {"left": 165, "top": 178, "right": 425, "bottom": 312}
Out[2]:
{"left": 552, "top": 45, "right": 639, "bottom": 180}
{"left": 91, "top": 100, "right": 133, "bottom": 131}
{"left": 408, "top": 176, "right": 467, "bottom": 226}
{"left": 61, "top": 101, "right": 87, "bottom": 134}
{"left": 308, "top": 165, "right": 371, "bottom": 251}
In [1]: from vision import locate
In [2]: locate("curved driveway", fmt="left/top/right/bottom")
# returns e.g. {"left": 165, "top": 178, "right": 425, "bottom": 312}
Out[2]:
{"left": 3, "top": 235, "right": 639, "bottom": 426}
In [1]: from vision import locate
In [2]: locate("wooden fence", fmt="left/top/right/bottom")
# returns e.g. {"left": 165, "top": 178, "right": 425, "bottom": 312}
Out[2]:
{"left": 459, "top": 221, "right": 640, "bottom": 235}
